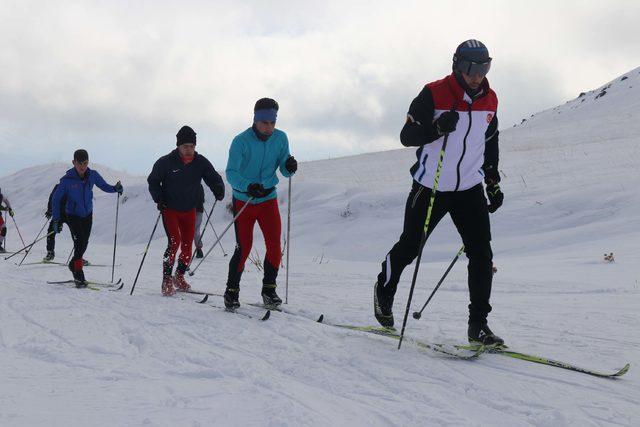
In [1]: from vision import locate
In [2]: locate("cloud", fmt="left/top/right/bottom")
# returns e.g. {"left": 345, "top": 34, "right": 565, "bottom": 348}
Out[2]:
{"left": 1, "top": 0, "right": 639, "bottom": 176}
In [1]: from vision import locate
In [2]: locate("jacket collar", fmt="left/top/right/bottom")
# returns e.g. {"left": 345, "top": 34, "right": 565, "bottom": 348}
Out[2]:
{"left": 447, "top": 72, "right": 491, "bottom": 105}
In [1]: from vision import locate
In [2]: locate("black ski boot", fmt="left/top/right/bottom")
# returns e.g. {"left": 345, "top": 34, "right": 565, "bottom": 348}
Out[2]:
{"left": 195, "top": 248, "right": 204, "bottom": 259}
{"left": 73, "top": 269, "right": 88, "bottom": 289}
{"left": 44, "top": 250, "right": 55, "bottom": 262}
{"left": 468, "top": 322, "right": 504, "bottom": 346}
{"left": 261, "top": 284, "right": 282, "bottom": 308}
{"left": 0, "top": 244, "right": 5, "bottom": 253}
{"left": 224, "top": 286, "right": 240, "bottom": 310}
{"left": 374, "top": 280, "right": 394, "bottom": 328}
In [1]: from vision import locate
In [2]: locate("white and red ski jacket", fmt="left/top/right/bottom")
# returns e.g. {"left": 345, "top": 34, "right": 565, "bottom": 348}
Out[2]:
{"left": 401, "top": 73, "right": 500, "bottom": 191}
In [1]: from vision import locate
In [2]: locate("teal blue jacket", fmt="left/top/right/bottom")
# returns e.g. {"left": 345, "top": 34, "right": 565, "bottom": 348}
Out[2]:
{"left": 226, "top": 127, "right": 294, "bottom": 204}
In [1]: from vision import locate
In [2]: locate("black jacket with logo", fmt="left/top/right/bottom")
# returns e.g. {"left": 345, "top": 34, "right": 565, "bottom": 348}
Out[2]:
{"left": 147, "top": 149, "right": 225, "bottom": 212}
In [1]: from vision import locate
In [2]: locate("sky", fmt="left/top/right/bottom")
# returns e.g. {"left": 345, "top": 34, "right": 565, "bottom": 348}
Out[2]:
{"left": 1, "top": 0, "right": 639, "bottom": 176}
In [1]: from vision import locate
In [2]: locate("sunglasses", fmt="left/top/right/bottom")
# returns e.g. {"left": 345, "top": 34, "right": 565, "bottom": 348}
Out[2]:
{"left": 259, "top": 121, "right": 276, "bottom": 126}
{"left": 456, "top": 58, "right": 492, "bottom": 77}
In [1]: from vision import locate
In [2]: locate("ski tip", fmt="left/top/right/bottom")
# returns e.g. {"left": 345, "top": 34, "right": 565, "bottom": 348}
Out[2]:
{"left": 261, "top": 310, "right": 271, "bottom": 321}
{"left": 614, "top": 363, "right": 630, "bottom": 377}
{"left": 317, "top": 314, "right": 324, "bottom": 323}
{"left": 198, "top": 294, "right": 209, "bottom": 303}
{"left": 115, "top": 282, "right": 124, "bottom": 291}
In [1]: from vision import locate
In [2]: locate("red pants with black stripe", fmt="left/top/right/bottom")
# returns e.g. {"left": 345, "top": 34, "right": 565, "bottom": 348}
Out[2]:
{"left": 227, "top": 198, "right": 281, "bottom": 287}
{"left": 162, "top": 208, "right": 196, "bottom": 275}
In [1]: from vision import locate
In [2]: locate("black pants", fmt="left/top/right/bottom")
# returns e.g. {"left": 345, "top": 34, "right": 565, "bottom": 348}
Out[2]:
{"left": 378, "top": 182, "right": 494, "bottom": 324}
{"left": 67, "top": 214, "right": 92, "bottom": 270}
{"left": 46, "top": 217, "right": 66, "bottom": 252}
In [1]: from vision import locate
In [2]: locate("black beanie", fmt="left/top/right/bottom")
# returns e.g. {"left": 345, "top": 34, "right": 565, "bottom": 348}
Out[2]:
{"left": 176, "top": 125, "right": 197, "bottom": 146}
{"left": 254, "top": 98, "right": 279, "bottom": 112}
{"left": 74, "top": 149, "right": 89, "bottom": 163}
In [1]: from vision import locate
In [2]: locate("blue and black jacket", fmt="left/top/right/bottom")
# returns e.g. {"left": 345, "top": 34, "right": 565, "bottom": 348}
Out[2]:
{"left": 52, "top": 168, "right": 118, "bottom": 220}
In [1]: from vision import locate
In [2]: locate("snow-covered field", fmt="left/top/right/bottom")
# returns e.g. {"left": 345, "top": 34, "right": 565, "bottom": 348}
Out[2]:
{"left": 1, "top": 68, "right": 639, "bottom": 426}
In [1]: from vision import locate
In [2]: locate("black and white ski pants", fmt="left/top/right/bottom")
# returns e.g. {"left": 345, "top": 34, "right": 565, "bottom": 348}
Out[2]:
{"left": 377, "top": 181, "right": 494, "bottom": 324}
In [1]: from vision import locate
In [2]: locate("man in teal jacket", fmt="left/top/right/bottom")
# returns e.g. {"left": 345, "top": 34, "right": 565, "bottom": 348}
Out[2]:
{"left": 224, "top": 98, "right": 297, "bottom": 309}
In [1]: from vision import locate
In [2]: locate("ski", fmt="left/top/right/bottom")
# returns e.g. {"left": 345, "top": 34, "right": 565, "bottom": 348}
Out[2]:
{"left": 196, "top": 294, "right": 270, "bottom": 321}
{"left": 24, "top": 261, "right": 117, "bottom": 267}
{"left": 457, "top": 344, "right": 630, "bottom": 378}
{"left": 319, "top": 321, "right": 483, "bottom": 359}
{"left": 185, "top": 289, "right": 224, "bottom": 297}
{"left": 45, "top": 278, "right": 123, "bottom": 291}
{"left": 46, "top": 280, "right": 100, "bottom": 291}
{"left": 247, "top": 303, "right": 324, "bottom": 322}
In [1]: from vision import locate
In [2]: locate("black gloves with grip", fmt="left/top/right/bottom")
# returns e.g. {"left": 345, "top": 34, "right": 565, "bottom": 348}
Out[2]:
{"left": 435, "top": 111, "right": 459, "bottom": 135}
{"left": 247, "top": 183, "right": 275, "bottom": 199}
{"left": 486, "top": 183, "right": 504, "bottom": 213}
{"left": 285, "top": 156, "right": 297, "bottom": 174}
{"left": 52, "top": 220, "right": 63, "bottom": 234}
{"left": 156, "top": 202, "right": 168, "bottom": 211}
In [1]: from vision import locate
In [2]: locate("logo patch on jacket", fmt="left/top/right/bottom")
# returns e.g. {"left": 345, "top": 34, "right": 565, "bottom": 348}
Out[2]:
{"left": 486, "top": 113, "right": 494, "bottom": 123}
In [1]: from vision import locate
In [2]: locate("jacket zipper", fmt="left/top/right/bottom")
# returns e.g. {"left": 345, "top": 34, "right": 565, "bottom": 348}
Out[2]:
{"left": 454, "top": 102, "right": 473, "bottom": 191}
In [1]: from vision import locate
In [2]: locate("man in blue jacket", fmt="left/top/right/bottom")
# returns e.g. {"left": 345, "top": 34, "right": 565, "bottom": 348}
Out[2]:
{"left": 51, "top": 149, "right": 123, "bottom": 287}
{"left": 224, "top": 98, "right": 297, "bottom": 309}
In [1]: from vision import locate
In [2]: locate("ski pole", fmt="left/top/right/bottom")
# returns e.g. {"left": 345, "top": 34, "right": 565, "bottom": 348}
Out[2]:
{"left": 202, "top": 202, "right": 228, "bottom": 256}
{"left": 18, "top": 217, "right": 49, "bottom": 266}
{"left": 412, "top": 245, "right": 465, "bottom": 320}
{"left": 186, "top": 200, "right": 223, "bottom": 270}
{"left": 189, "top": 197, "right": 254, "bottom": 277}
{"left": 4, "top": 231, "right": 55, "bottom": 260}
{"left": 66, "top": 246, "right": 73, "bottom": 265}
{"left": 398, "top": 132, "right": 450, "bottom": 350}
{"left": 10, "top": 215, "right": 27, "bottom": 248}
{"left": 130, "top": 212, "right": 161, "bottom": 295}
{"left": 285, "top": 176, "right": 292, "bottom": 304}
{"left": 111, "top": 193, "right": 120, "bottom": 283}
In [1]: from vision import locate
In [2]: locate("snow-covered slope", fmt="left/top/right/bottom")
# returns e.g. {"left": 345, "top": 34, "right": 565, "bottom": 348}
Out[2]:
{"left": 1, "top": 68, "right": 639, "bottom": 426}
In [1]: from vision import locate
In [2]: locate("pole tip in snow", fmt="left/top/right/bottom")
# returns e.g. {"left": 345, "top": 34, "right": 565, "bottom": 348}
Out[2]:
{"left": 412, "top": 312, "right": 421, "bottom": 320}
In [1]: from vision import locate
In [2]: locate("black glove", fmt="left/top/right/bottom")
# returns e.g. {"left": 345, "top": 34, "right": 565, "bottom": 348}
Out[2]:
{"left": 114, "top": 181, "right": 123, "bottom": 195}
{"left": 8, "top": 209, "right": 14, "bottom": 217}
{"left": 157, "top": 202, "right": 168, "bottom": 211}
{"left": 285, "top": 155, "right": 297, "bottom": 174}
{"left": 52, "top": 220, "right": 63, "bottom": 234}
{"left": 486, "top": 183, "right": 504, "bottom": 213}
{"left": 45, "top": 210, "right": 52, "bottom": 219}
{"left": 247, "top": 183, "right": 275, "bottom": 198}
{"left": 435, "top": 111, "right": 459, "bottom": 135}
{"left": 213, "top": 184, "right": 225, "bottom": 201}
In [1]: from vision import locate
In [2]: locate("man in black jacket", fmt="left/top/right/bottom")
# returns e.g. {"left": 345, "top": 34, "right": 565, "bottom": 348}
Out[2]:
{"left": 148, "top": 126, "right": 225, "bottom": 296}
{"left": 374, "top": 40, "right": 504, "bottom": 345}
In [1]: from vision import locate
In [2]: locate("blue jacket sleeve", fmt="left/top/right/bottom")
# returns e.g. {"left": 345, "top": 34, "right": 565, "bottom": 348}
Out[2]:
{"left": 226, "top": 137, "right": 252, "bottom": 192}
{"left": 94, "top": 171, "right": 116, "bottom": 193}
{"left": 51, "top": 180, "right": 68, "bottom": 221}
{"left": 278, "top": 132, "right": 293, "bottom": 178}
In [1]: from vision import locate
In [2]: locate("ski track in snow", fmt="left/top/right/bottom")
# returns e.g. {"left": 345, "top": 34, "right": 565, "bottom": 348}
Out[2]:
{"left": 1, "top": 68, "right": 640, "bottom": 425}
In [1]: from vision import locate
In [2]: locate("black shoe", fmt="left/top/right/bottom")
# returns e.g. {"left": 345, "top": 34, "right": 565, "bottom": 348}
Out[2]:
{"left": 44, "top": 251, "right": 55, "bottom": 262}
{"left": 0, "top": 245, "right": 6, "bottom": 253}
{"left": 261, "top": 284, "right": 282, "bottom": 308}
{"left": 374, "top": 280, "right": 394, "bottom": 327}
{"left": 73, "top": 270, "right": 87, "bottom": 289}
{"left": 224, "top": 287, "right": 240, "bottom": 310}
{"left": 195, "top": 248, "right": 204, "bottom": 259}
{"left": 468, "top": 322, "right": 504, "bottom": 346}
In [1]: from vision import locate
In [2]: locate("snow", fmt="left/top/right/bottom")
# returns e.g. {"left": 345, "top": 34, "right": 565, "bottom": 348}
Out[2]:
{"left": 1, "top": 68, "right": 639, "bottom": 426}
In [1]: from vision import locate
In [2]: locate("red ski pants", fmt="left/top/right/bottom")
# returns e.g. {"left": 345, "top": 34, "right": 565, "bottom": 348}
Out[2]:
{"left": 227, "top": 198, "right": 281, "bottom": 287}
{"left": 162, "top": 208, "right": 196, "bottom": 274}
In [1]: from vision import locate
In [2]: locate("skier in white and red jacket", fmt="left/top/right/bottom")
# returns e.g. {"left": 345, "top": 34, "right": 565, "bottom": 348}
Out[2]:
{"left": 374, "top": 40, "right": 504, "bottom": 345}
